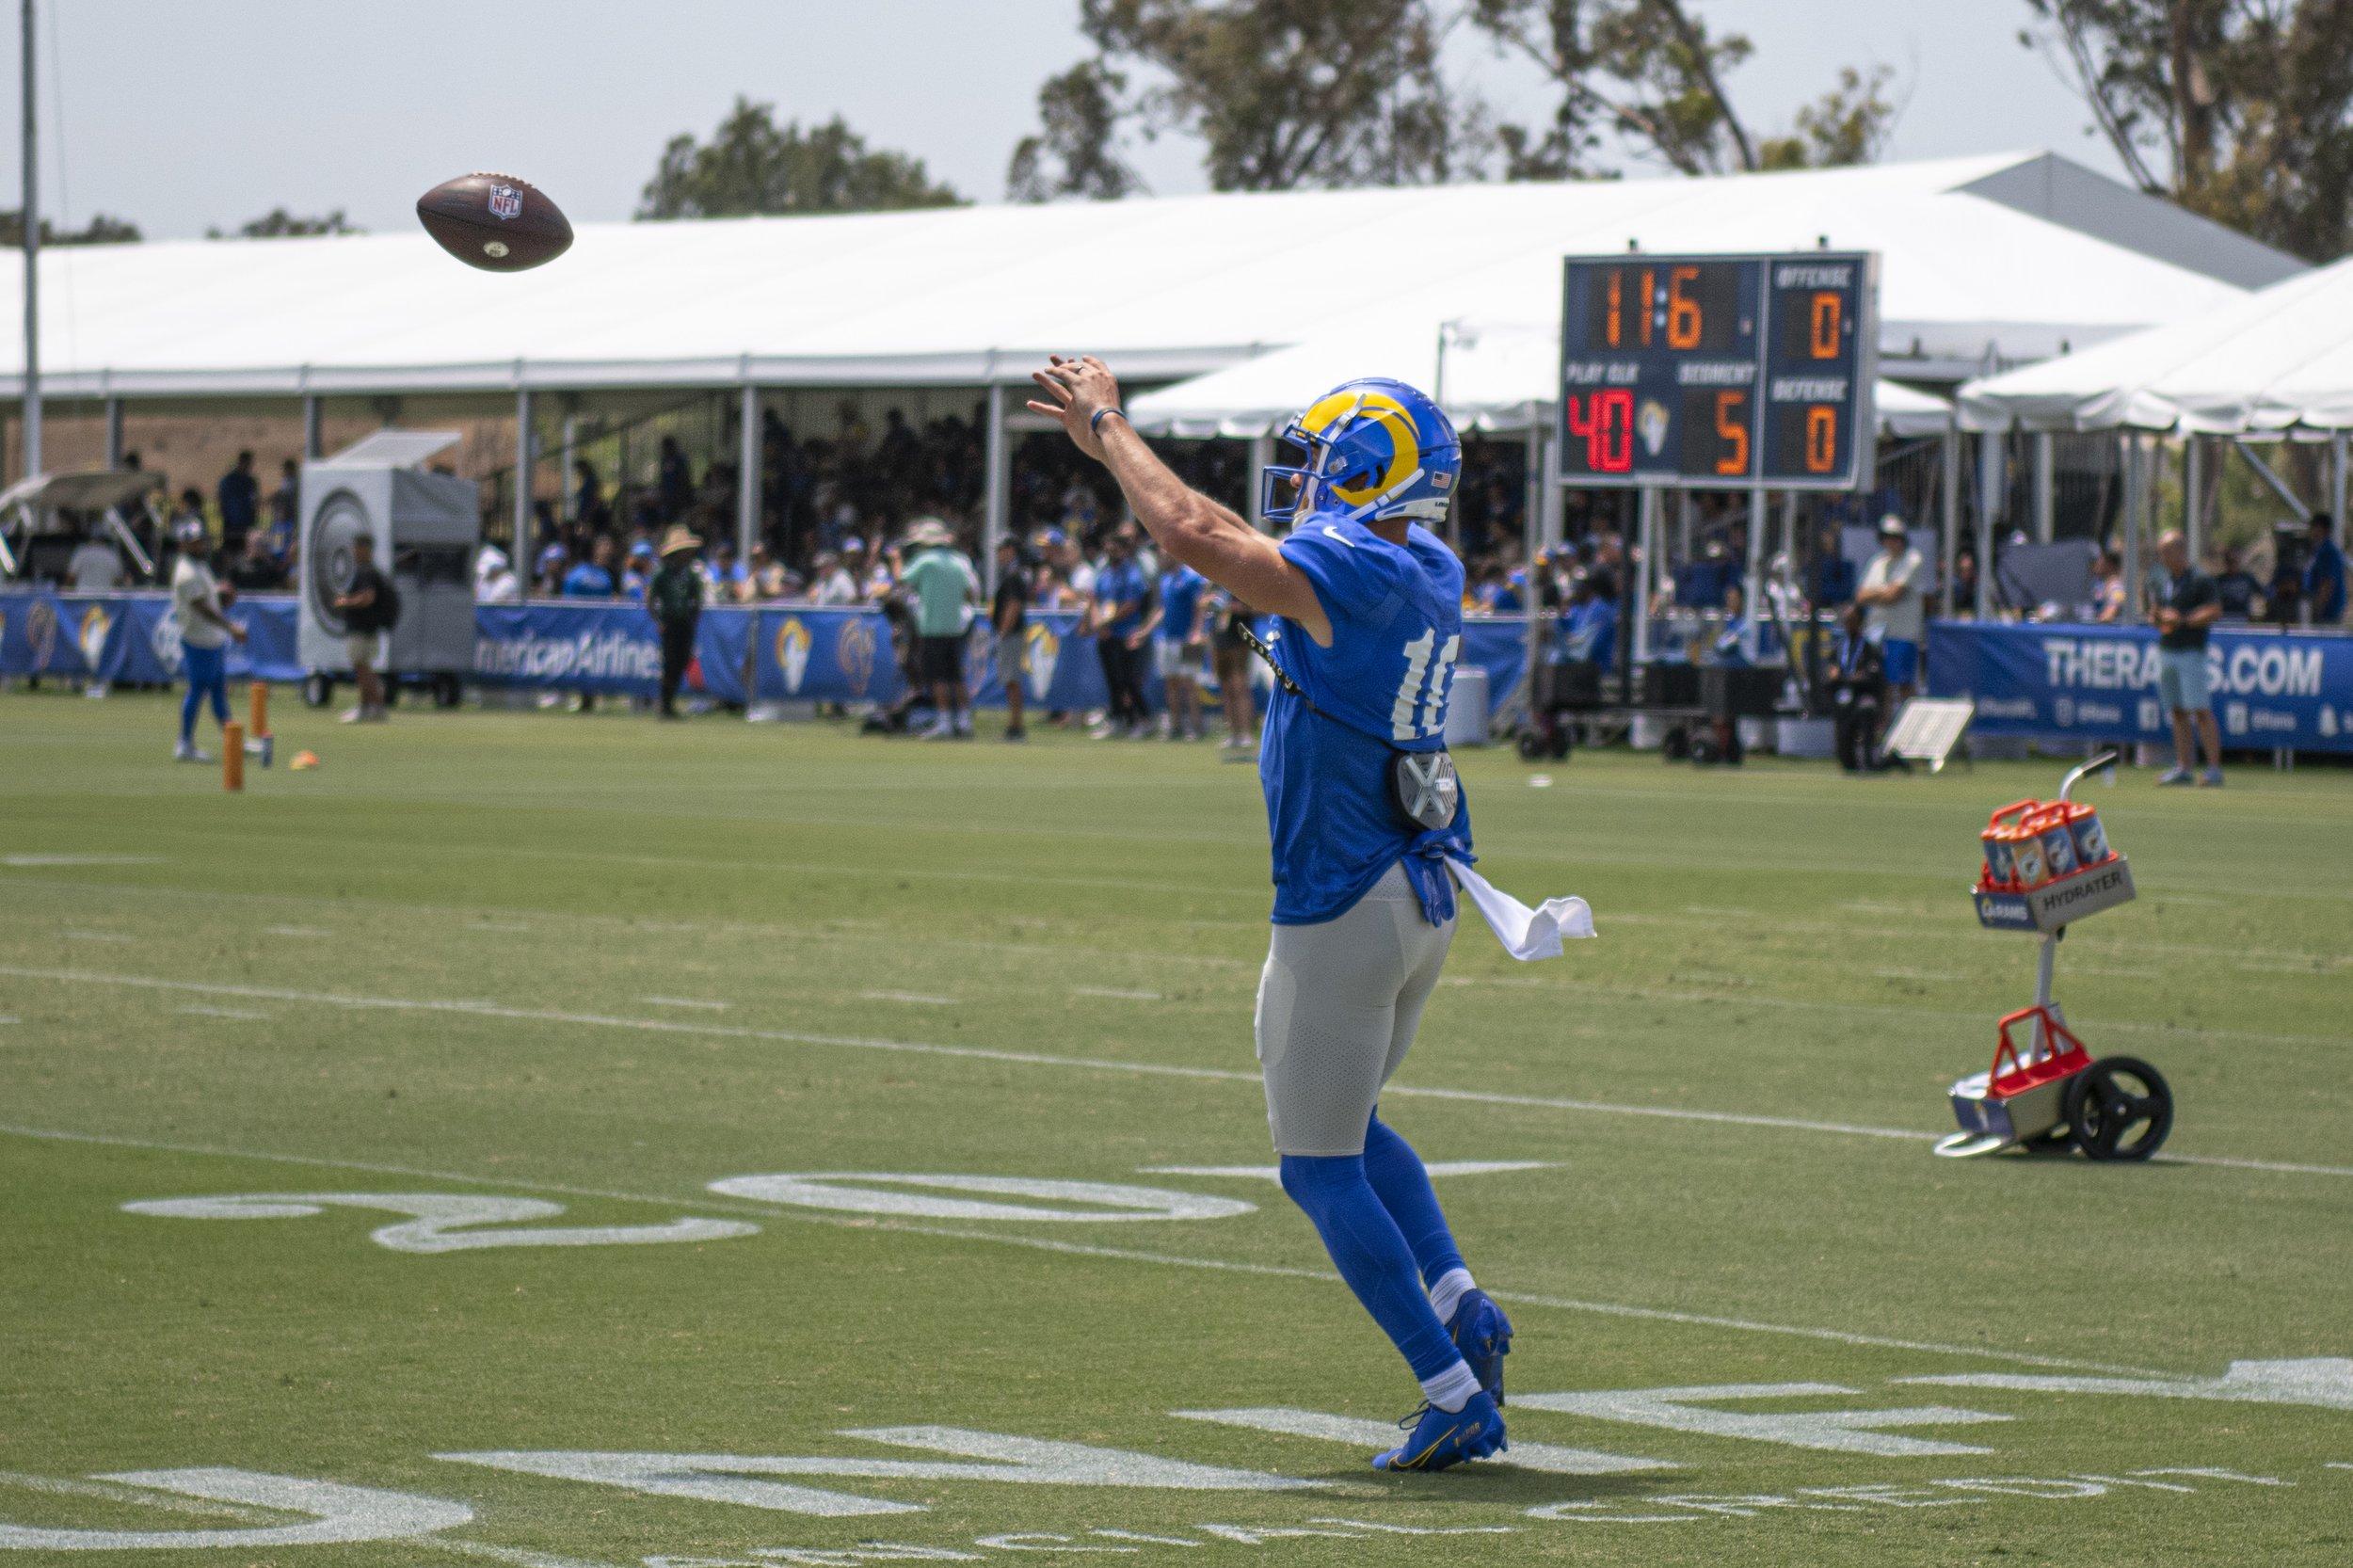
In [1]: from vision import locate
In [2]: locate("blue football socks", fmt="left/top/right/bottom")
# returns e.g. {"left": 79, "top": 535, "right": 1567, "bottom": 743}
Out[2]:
{"left": 1361, "top": 1112, "right": 1468, "bottom": 1292}
{"left": 1277, "top": 1153, "right": 1464, "bottom": 1390}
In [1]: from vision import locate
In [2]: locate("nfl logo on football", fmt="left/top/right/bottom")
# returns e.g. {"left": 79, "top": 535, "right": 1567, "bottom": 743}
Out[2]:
{"left": 488, "top": 184, "right": 521, "bottom": 220}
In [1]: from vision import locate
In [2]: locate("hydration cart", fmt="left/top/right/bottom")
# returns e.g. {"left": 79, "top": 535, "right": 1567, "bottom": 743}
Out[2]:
{"left": 1934, "top": 752, "right": 2174, "bottom": 1161}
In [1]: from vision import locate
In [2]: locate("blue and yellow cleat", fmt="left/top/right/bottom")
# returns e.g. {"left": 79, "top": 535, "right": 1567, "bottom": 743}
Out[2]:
{"left": 1449, "top": 1288, "right": 1513, "bottom": 1404}
{"left": 1371, "top": 1391, "right": 1507, "bottom": 1472}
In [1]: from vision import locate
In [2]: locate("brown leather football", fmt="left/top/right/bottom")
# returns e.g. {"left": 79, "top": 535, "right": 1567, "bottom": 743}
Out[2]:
{"left": 415, "top": 172, "right": 573, "bottom": 272}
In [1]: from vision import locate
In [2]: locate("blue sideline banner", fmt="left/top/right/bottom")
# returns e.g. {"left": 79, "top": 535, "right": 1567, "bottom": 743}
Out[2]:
{"left": 0, "top": 591, "right": 301, "bottom": 683}
{"left": 1928, "top": 619, "right": 2353, "bottom": 753}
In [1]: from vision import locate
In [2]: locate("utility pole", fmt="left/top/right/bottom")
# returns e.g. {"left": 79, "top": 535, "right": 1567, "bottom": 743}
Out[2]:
{"left": 20, "top": 0, "right": 39, "bottom": 481}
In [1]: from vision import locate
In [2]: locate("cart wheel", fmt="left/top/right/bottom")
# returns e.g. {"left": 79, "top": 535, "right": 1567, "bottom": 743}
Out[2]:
{"left": 2064, "top": 1056, "right": 2172, "bottom": 1161}
{"left": 1517, "top": 728, "right": 1545, "bottom": 761}
{"left": 1548, "top": 725, "right": 1572, "bottom": 760}
{"left": 431, "top": 674, "right": 462, "bottom": 709}
{"left": 1662, "top": 724, "right": 1690, "bottom": 761}
{"left": 302, "top": 673, "right": 333, "bottom": 709}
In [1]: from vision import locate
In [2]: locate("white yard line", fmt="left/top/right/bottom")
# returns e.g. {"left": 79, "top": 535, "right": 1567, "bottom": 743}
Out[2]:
{"left": 1073, "top": 987, "right": 1163, "bottom": 1000}
{"left": 862, "top": 991, "right": 956, "bottom": 1005}
{"left": 4, "top": 965, "right": 2346, "bottom": 1178}
{"left": 177, "top": 1006, "right": 269, "bottom": 1020}
{"left": 0, "top": 1121, "right": 2182, "bottom": 1380}
{"left": 1, "top": 854, "right": 162, "bottom": 867}
{"left": 264, "top": 926, "right": 332, "bottom": 939}
{"left": 639, "top": 997, "right": 731, "bottom": 1012}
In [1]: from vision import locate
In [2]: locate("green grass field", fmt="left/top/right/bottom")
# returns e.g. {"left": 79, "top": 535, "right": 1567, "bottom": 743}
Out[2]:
{"left": 4, "top": 687, "right": 2349, "bottom": 1567}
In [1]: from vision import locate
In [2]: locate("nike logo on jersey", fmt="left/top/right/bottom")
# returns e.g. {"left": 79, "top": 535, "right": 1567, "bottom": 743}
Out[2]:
{"left": 1321, "top": 526, "right": 1357, "bottom": 548}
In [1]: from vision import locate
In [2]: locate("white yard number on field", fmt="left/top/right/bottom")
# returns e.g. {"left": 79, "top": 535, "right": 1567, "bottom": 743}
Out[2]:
{"left": 122, "top": 1193, "right": 758, "bottom": 1254}
{"left": 1389, "top": 630, "right": 1461, "bottom": 742}
{"left": 0, "top": 1469, "right": 471, "bottom": 1551}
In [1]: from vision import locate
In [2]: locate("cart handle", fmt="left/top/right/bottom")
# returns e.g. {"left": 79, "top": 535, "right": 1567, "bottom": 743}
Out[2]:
{"left": 2058, "top": 751, "right": 2120, "bottom": 804}
{"left": 1987, "top": 799, "right": 2039, "bottom": 827}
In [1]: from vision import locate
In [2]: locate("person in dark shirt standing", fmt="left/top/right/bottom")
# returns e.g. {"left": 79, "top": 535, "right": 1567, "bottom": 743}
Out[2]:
{"left": 2153, "top": 529, "right": 2223, "bottom": 787}
{"left": 1827, "top": 603, "right": 1886, "bottom": 774}
{"left": 267, "top": 458, "right": 301, "bottom": 564}
{"left": 993, "top": 536, "right": 1032, "bottom": 742}
{"left": 216, "top": 451, "right": 261, "bottom": 564}
{"left": 2304, "top": 512, "right": 2347, "bottom": 625}
{"left": 650, "top": 526, "right": 705, "bottom": 721}
{"left": 332, "top": 533, "right": 392, "bottom": 724}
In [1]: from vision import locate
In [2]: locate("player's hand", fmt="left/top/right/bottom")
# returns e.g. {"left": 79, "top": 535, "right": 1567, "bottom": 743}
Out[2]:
{"left": 1126, "top": 631, "right": 1146, "bottom": 650}
{"left": 1028, "top": 354, "right": 1121, "bottom": 462}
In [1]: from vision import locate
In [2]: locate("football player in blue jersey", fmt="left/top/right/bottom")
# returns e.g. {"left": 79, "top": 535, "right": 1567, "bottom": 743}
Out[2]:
{"left": 1031, "top": 356, "right": 1513, "bottom": 1472}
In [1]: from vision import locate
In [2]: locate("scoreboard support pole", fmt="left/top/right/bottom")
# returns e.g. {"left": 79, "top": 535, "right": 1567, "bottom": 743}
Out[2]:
{"left": 1632, "top": 485, "right": 1659, "bottom": 664}
{"left": 1742, "top": 483, "right": 1767, "bottom": 663}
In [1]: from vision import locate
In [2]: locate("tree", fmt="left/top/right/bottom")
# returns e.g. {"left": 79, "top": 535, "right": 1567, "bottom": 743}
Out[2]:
{"left": 2022, "top": 1, "right": 2353, "bottom": 262}
{"left": 1009, "top": 59, "right": 1144, "bottom": 201}
{"left": 0, "top": 210, "right": 140, "bottom": 245}
{"left": 639, "top": 98, "right": 964, "bottom": 218}
{"left": 1013, "top": 0, "right": 1492, "bottom": 196}
{"left": 1469, "top": 0, "right": 1896, "bottom": 178}
{"left": 209, "top": 208, "right": 360, "bottom": 239}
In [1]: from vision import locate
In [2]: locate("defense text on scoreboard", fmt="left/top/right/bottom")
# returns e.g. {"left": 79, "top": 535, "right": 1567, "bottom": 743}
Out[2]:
{"left": 1557, "top": 251, "right": 1879, "bottom": 490}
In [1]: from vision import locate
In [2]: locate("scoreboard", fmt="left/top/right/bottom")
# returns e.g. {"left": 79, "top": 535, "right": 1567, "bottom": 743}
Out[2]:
{"left": 1556, "top": 251, "right": 1878, "bottom": 490}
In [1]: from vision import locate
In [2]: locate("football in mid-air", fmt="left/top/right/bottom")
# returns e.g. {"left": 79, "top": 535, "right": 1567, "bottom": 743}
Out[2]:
{"left": 415, "top": 173, "right": 573, "bottom": 272}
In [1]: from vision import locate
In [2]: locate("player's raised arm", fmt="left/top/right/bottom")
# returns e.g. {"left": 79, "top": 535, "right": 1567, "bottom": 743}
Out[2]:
{"left": 1030, "top": 355, "right": 1332, "bottom": 646}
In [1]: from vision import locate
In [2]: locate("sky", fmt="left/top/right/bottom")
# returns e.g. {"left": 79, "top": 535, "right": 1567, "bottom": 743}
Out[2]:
{"left": 9, "top": 1, "right": 2130, "bottom": 241}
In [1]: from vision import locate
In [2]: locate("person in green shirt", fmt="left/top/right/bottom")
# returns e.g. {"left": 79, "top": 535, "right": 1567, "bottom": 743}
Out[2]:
{"left": 898, "top": 517, "right": 980, "bottom": 738}
{"left": 650, "top": 526, "right": 707, "bottom": 720}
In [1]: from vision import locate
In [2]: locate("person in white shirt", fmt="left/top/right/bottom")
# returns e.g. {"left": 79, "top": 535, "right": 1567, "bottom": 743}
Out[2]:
{"left": 475, "top": 545, "right": 521, "bottom": 605}
{"left": 808, "top": 549, "right": 858, "bottom": 605}
{"left": 67, "top": 531, "right": 124, "bottom": 591}
{"left": 168, "top": 518, "right": 246, "bottom": 761}
{"left": 1856, "top": 514, "right": 1926, "bottom": 699}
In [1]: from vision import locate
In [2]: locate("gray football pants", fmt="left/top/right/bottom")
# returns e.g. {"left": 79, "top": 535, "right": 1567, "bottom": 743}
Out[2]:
{"left": 1255, "top": 861, "right": 1458, "bottom": 1157}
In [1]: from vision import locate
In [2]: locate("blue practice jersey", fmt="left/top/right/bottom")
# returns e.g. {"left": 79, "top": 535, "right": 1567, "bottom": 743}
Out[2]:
{"left": 1157, "top": 565, "right": 1207, "bottom": 643}
{"left": 1258, "top": 517, "right": 1471, "bottom": 924}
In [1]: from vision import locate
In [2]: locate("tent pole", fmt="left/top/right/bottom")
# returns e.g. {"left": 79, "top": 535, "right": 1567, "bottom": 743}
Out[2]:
{"left": 560, "top": 415, "right": 577, "bottom": 523}
{"left": 513, "top": 386, "right": 533, "bottom": 603}
{"left": 1977, "top": 431, "right": 2000, "bottom": 618}
{"left": 2034, "top": 431, "right": 2055, "bottom": 543}
{"left": 20, "top": 0, "right": 39, "bottom": 484}
{"left": 2121, "top": 432, "right": 2141, "bottom": 623}
{"left": 983, "top": 381, "right": 1008, "bottom": 597}
{"left": 736, "top": 383, "right": 759, "bottom": 564}
{"left": 302, "top": 395, "right": 322, "bottom": 460}
{"left": 104, "top": 396, "right": 123, "bottom": 468}
{"left": 2231, "top": 438, "right": 2312, "bottom": 522}
{"left": 1743, "top": 482, "right": 1765, "bottom": 662}
{"left": 1633, "top": 485, "right": 1656, "bottom": 664}
{"left": 1940, "top": 424, "right": 1960, "bottom": 615}
{"left": 2184, "top": 436, "right": 2201, "bottom": 558}
{"left": 1540, "top": 424, "right": 1563, "bottom": 548}
{"left": 1522, "top": 425, "right": 1544, "bottom": 721}
{"left": 2336, "top": 430, "right": 2349, "bottom": 534}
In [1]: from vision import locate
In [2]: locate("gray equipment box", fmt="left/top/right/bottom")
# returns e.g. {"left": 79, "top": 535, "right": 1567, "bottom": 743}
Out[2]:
{"left": 298, "top": 432, "right": 478, "bottom": 685}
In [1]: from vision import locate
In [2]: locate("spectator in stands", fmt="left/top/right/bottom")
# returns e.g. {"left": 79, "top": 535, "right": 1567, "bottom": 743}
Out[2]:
{"left": 166, "top": 489, "right": 208, "bottom": 568}
{"left": 749, "top": 541, "right": 792, "bottom": 600}
{"left": 564, "top": 536, "right": 617, "bottom": 600}
{"left": 900, "top": 517, "right": 977, "bottom": 739}
{"left": 475, "top": 546, "right": 520, "bottom": 605}
{"left": 2304, "top": 512, "right": 2346, "bottom": 624}
{"left": 1948, "top": 546, "right": 1978, "bottom": 617}
{"left": 1828, "top": 603, "right": 1886, "bottom": 774}
{"left": 809, "top": 549, "right": 857, "bottom": 605}
{"left": 1087, "top": 522, "right": 1152, "bottom": 739}
{"left": 2090, "top": 550, "right": 2126, "bottom": 623}
{"left": 993, "top": 536, "right": 1032, "bottom": 743}
{"left": 267, "top": 458, "right": 300, "bottom": 561}
{"left": 226, "top": 531, "right": 285, "bottom": 593}
{"left": 703, "top": 539, "right": 750, "bottom": 604}
{"left": 1813, "top": 523, "right": 1858, "bottom": 610}
{"left": 573, "top": 460, "right": 604, "bottom": 531}
{"left": 620, "top": 540, "right": 654, "bottom": 604}
{"left": 1706, "top": 584, "right": 1753, "bottom": 666}
{"left": 2153, "top": 529, "right": 2224, "bottom": 788}
{"left": 651, "top": 526, "right": 705, "bottom": 721}
{"left": 2214, "top": 546, "right": 2260, "bottom": 619}
{"left": 1856, "top": 516, "right": 1924, "bottom": 701}
{"left": 1053, "top": 528, "right": 1096, "bottom": 600}
{"left": 658, "top": 437, "right": 692, "bottom": 521}
{"left": 1143, "top": 555, "right": 1208, "bottom": 740}
{"left": 329, "top": 532, "right": 389, "bottom": 725}
{"left": 1208, "top": 585, "right": 1258, "bottom": 758}
{"left": 1561, "top": 571, "right": 1618, "bottom": 672}
{"left": 168, "top": 516, "right": 245, "bottom": 760}
{"left": 535, "top": 536, "right": 571, "bottom": 597}
{"left": 67, "top": 527, "right": 124, "bottom": 591}
{"left": 216, "top": 451, "right": 260, "bottom": 563}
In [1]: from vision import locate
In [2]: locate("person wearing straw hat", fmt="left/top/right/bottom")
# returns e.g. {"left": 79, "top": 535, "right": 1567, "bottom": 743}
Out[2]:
{"left": 649, "top": 525, "right": 706, "bottom": 721}
{"left": 899, "top": 516, "right": 979, "bottom": 739}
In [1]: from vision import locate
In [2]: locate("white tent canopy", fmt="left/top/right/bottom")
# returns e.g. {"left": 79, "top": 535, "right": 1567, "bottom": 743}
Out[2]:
{"left": 1127, "top": 316, "right": 1954, "bottom": 439}
{"left": 0, "top": 152, "right": 2291, "bottom": 401}
{"left": 1961, "top": 250, "right": 2353, "bottom": 433}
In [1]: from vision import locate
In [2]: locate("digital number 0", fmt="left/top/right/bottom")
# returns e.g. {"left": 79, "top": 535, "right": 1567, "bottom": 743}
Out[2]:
{"left": 1805, "top": 406, "right": 1837, "bottom": 472}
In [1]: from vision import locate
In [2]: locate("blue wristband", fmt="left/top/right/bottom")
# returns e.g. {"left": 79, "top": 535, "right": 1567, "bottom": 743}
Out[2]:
{"left": 1090, "top": 407, "right": 1128, "bottom": 436}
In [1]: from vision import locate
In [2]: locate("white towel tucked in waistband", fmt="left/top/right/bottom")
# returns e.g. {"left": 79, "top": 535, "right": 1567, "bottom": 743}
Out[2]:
{"left": 1447, "top": 857, "right": 1596, "bottom": 961}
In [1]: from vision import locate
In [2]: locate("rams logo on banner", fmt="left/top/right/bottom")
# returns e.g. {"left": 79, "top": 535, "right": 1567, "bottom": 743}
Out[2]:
{"left": 1298, "top": 389, "right": 1418, "bottom": 509}
{"left": 1026, "top": 623, "right": 1059, "bottom": 702}
{"left": 24, "top": 598, "right": 57, "bottom": 669}
{"left": 836, "top": 616, "right": 876, "bottom": 696}
{"left": 774, "top": 616, "right": 811, "bottom": 695}
{"left": 77, "top": 606, "right": 112, "bottom": 669}
{"left": 150, "top": 608, "right": 185, "bottom": 674}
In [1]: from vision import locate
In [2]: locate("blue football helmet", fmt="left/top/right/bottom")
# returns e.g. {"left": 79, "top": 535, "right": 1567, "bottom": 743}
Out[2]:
{"left": 1260, "top": 377, "right": 1461, "bottom": 528}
